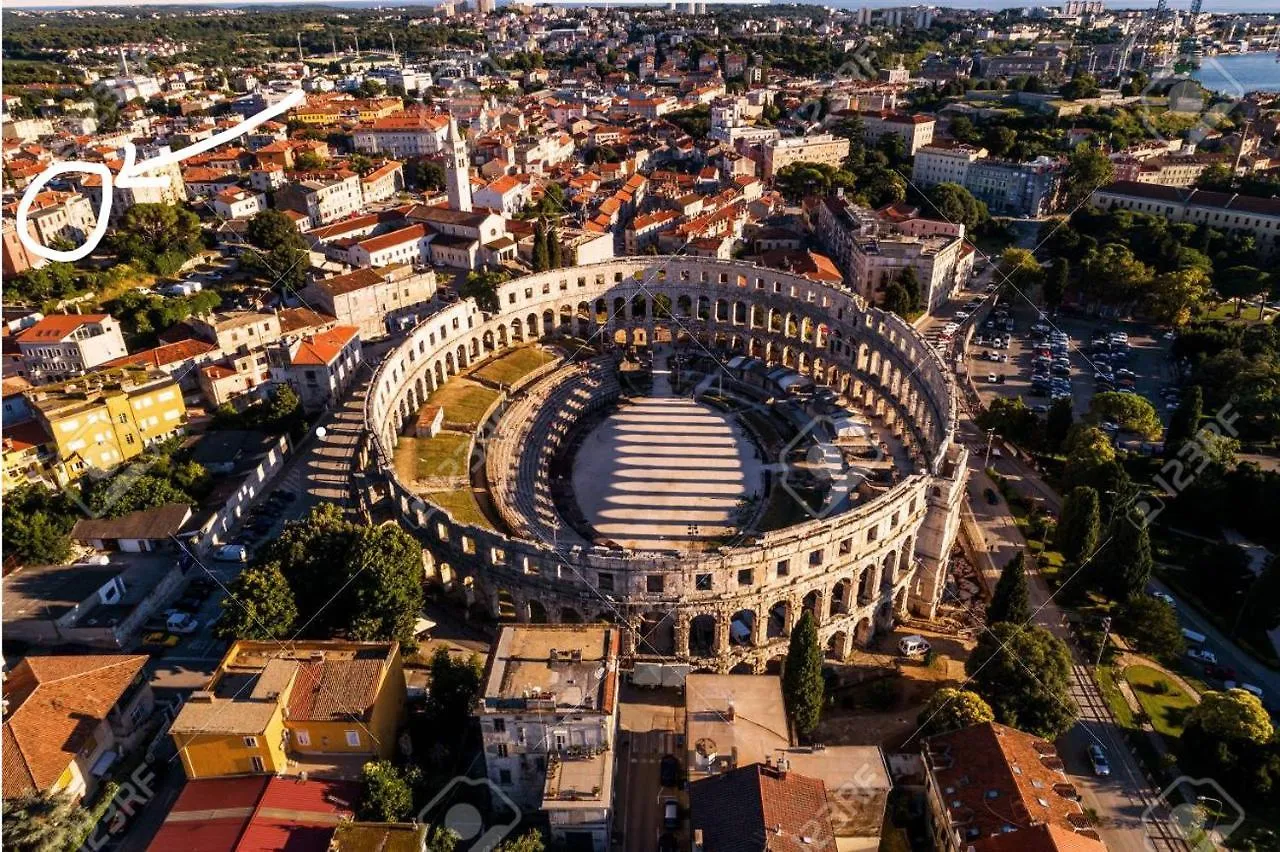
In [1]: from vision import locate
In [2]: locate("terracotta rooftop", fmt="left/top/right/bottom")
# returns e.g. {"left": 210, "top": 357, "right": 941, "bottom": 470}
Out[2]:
{"left": 285, "top": 326, "right": 360, "bottom": 367}
{"left": 105, "top": 338, "right": 217, "bottom": 370}
{"left": 689, "top": 763, "right": 837, "bottom": 852}
{"left": 2, "top": 655, "right": 149, "bottom": 796}
{"left": 16, "top": 313, "right": 111, "bottom": 342}
{"left": 357, "top": 224, "right": 427, "bottom": 255}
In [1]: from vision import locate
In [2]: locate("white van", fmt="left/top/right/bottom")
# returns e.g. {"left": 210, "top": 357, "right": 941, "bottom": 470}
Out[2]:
{"left": 899, "top": 635, "right": 931, "bottom": 657}
{"left": 1181, "top": 628, "right": 1207, "bottom": 645}
{"left": 214, "top": 544, "right": 248, "bottom": 562}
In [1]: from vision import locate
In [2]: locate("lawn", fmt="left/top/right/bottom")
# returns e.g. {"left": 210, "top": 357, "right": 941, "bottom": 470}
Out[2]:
{"left": 1124, "top": 664, "right": 1197, "bottom": 738}
{"left": 394, "top": 431, "right": 472, "bottom": 481}
{"left": 427, "top": 379, "right": 500, "bottom": 430}
{"left": 471, "top": 346, "right": 555, "bottom": 387}
{"left": 422, "top": 488, "right": 491, "bottom": 530}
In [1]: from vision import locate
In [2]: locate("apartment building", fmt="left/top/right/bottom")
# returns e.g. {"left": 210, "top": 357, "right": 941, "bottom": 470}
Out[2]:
{"left": 360, "top": 160, "right": 405, "bottom": 206}
{"left": 911, "top": 142, "right": 986, "bottom": 187}
{"left": 211, "top": 187, "right": 267, "bottom": 220}
{"left": 170, "top": 640, "right": 406, "bottom": 780}
{"left": 924, "top": 723, "right": 1105, "bottom": 852}
{"left": 276, "top": 171, "right": 363, "bottom": 226}
{"left": 861, "top": 110, "right": 936, "bottom": 155}
{"left": 11, "top": 190, "right": 98, "bottom": 252}
{"left": 190, "top": 310, "right": 282, "bottom": 354}
{"left": 15, "top": 313, "right": 128, "bottom": 384}
{"left": 304, "top": 265, "right": 437, "bottom": 340}
{"left": 27, "top": 368, "right": 187, "bottom": 482}
{"left": 625, "top": 209, "right": 681, "bottom": 253}
{"left": 474, "top": 175, "right": 532, "bottom": 216}
{"left": 267, "top": 325, "right": 362, "bottom": 412}
{"left": 1090, "top": 180, "right": 1280, "bottom": 257}
{"left": 352, "top": 113, "right": 451, "bottom": 158}
{"left": 815, "top": 196, "right": 971, "bottom": 311}
{"left": 761, "top": 133, "right": 851, "bottom": 178}
{"left": 1111, "top": 154, "right": 1223, "bottom": 188}
{"left": 964, "top": 157, "right": 1061, "bottom": 218}
{"left": 347, "top": 224, "right": 431, "bottom": 269}
{"left": 2, "top": 655, "right": 153, "bottom": 802}
{"left": 478, "top": 625, "right": 621, "bottom": 852}
{"left": 81, "top": 160, "right": 185, "bottom": 222}
{"left": 979, "top": 53, "right": 1066, "bottom": 78}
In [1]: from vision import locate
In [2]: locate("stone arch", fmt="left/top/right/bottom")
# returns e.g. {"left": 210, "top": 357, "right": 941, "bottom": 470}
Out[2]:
{"left": 857, "top": 565, "right": 875, "bottom": 605}
{"left": 542, "top": 309, "right": 555, "bottom": 334}
{"left": 676, "top": 294, "right": 693, "bottom": 317}
{"left": 801, "top": 589, "right": 823, "bottom": 623}
{"left": 730, "top": 609, "right": 756, "bottom": 646}
{"left": 444, "top": 351, "right": 457, "bottom": 376}
{"left": 767, "top": 600, "right": 790, "bottom": 639}
{"left": 826, "top": 631, "right": 850, "bottom": 662}
{"left": 528, "top": 599, "right": 549, "bottom": 624}
{"left": 559, "top": 606, "right": 583, "bottom": 623}
{"left": 455, "top": 344, "right": 468, "bottom": 370}
{"left": 894, "top": 585, "right": 908, "bottom": 617}
{"left": 854, "top": 617, "right": 873, "bottom": 647}
{"left": 882, "top": 550, "right": 897, "bottom": 588}
{"left": 637, "top": 612, "right": 676, "bottom": 656}
{"left": 496, "top": 589, "right": 516, "bottom": 621}
{"left": 830, "top": 577, "right": 853, "bottom": 617}
{"left": 688, "top": 614, "right": 717, "bottom": 657}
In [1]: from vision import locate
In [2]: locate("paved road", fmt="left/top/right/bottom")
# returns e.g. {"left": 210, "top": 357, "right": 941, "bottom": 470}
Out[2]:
{"left": 616, "top": 687, "right": 685, "bottom": 852}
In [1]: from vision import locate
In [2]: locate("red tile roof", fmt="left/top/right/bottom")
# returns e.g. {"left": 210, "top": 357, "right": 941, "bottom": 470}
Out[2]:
{"left": 356, "top": 224, "right": 427, "bottom": 255}
{"left": 689, "top": 763, "right": 837, "bottom": 852}
{"left": 106, "top": 338, "right": 217, "bottom": 369}
{"left": 2, "top": 655, "right": 149, "bottom": 796}
{"left": 16, "top": 313, "right": 110, "bottom": 342}
{"left": 286, "top": 326, "right": 359, "bottom": 367}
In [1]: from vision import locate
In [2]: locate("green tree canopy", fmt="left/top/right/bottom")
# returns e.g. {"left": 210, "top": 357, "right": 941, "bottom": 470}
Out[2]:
{"left": 926, "top": 182, "right": 989, "bottom": 231}
{"left": 1090, "top": 392, "right": 1162, "bottom": 440}
{"left": 1062, "top": 143, "right": 1114, "bottom": 209}
{"left": 782, "top": 610, "right": 825, "bottom": 737}
{"left": 111, "top": 203, "right": 204, "bottom": 272}
{"left": 1055, "top": 486, "right": 1100, "bottom": 565}
{"left": 2, "top": 790, "right": 97, "bottom": 852}
{"left": 358, "top": 760, "right": 420, "bottom": 822}
{"left": 216, "top": 562, "right": 298, "bottom": 640}
{"left": 987, "top": 552, "right": 1031, "bottom": 626}
{"left": 1117, "top": 595, "right": 1185, "bottom": 660}
{"left": 916, "top": 688, "right": 996, "bottom": 737}
{"left": 1061, "top": 425, "right": 1117, "bottom": 492}
{"left": 244, "top": 209, "right": 312, "bottom": 294}
{"left": 966, "top": 623, "right": 1077, "bottom": 739}
{"left": 1164, "top": 385, "right": 1203, "bottom": 459}
{"left": 1188, "top": 689, "right": 1274, "bottom": 745}
{"left": 1093, "top": 508, "right": 1153, "bottom": 601}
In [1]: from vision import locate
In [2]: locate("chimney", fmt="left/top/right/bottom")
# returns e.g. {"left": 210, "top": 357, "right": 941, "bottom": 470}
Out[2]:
{"left": 725, "top": 700, "right": 735, "bottom": 721}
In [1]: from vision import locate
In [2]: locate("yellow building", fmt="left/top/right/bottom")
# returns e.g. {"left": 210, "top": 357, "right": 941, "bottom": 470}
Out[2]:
{"left": 170, "top": 640, "right": 407, "bottom": 780}
{"left": 26, "top": 367, "right": 187, "bottom": 484}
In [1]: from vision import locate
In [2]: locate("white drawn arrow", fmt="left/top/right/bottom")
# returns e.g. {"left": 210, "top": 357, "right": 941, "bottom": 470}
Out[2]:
{"left": 16, "top": 88, "right": 306, "bottom": 264}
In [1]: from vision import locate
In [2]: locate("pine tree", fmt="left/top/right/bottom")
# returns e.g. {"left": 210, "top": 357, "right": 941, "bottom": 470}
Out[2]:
{"left": 547, "top": 225, "right": 563, "bottom": 268}
{"left": 1055, "top": 486, "right": 1100, "bottom": 564}
{"left": 1095, "top": 509, "right": 1153, "bottom": 601}
{"left": 987, "top": 552, "right": 1032, "bottom": 625}
{"left": 782, "top": 611, "right": 825, "bottom": 737}
{"left": 532, "top": 219, "right": 549, "bottom": 272}
{"left": 1164, "top": 384, "right": 1202, "bottom": 459}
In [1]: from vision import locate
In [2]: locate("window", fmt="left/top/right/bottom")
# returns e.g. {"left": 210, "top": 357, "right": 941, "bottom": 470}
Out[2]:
{"left": 695, "top": 573, "right": 713, "bottom": 591}
{"left": 776, "top": 559, "right": 790, "bottom": 577}
{"left": 251, "top": 756, "right": 265, "bottom": 772}
{"left": 737, "top": 569, "right": 753, "bottom": 586}
{"left": 809, "top": 549, "right": 824, "bottom": 567}
{"left": 647, "top": 575, "right": 664, "bottom": 593}
{"left": 496, "top": 744, "right": 508, "bottom": 757}
{"left": 344, "top": 730, "right": 361, "bottom": 747}
{"left": 295, "top": 730, "right": 311, "bottom": 746}
{"left": 598, "top": 572, "right": 614, "bottom": 592}
{"left": 243, "top": 736, "right": 258, "bottom": 747}
{"left": 838, "top": 538, "right": 852, "bottom": 556}
{"left": 493, "top": 718, "right": 506, "bottom": 733}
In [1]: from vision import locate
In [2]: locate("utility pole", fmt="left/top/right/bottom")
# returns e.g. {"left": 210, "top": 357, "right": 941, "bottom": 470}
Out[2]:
{"left": 1095, "top": 616, "right": 1112, "bottom": 667}
{"left": 983, "top": 428, "right": 996, "bottom": 468}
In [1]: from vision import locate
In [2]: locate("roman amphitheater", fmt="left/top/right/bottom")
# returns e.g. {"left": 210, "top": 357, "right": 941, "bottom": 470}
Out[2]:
{"left": 359, "top": 257, "right": 968, "bottom": 673}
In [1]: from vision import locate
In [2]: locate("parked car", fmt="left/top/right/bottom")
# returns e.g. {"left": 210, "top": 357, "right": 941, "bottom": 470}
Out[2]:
{"left": 162, "top": 612, "right": 200, "bottom": 634}
{"left": 215, "top": 544, "right": 249, "bottom": 562}
{"left": 1150, "top": 590, "right": 1175, "bottom": 607}
{"left": 984, "top": 488, "right": 999, "bottom": 505}
{"left": 899, "top": 635, "right": 931, "bottom": 656}
{"left": 1205, "top": 664, "right": 1237, "bottom": 681}
{"left": 663, "top": 798, "right": 679, "bottom": 830}
{"left": 660, "top": 755, "right": 681, "bottom": 788}
{"left": 1186, "top": 648, "right": 1217, "bottom": 665}
{"left": 1087, "top": 744, "right": 1111, "bottom": 777}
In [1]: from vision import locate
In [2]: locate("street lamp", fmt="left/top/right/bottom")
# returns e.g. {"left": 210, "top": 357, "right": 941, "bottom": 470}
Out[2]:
{"left": 1095, "top": 616, "right": 1112, "bottom": 668}
{"left": 983, "top": 428, "right": 996, "bottom": 468}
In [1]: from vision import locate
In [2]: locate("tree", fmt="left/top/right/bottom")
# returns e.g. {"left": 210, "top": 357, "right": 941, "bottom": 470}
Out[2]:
{"left": 997, "top": 247, "right": 1043, "bottom": 295}
{"left": 984, "top": 125, "right": 1018, "bottom": 158}
{"left": 1062, "top": 144, "right": 1114, "bottom": 210}
{"left": 916, "top": 688, "right": 995, "bottom": 736}
{"left": 966, "top": 623, "right": 1077, "bottom": 739}
{"left": 1188, "top": 689, "right": 1274, "bottom": 745}
{"left": 927, "top": 182, "right": 988, "bottom": 231}
{"left": 1093, "top": 508, "right": 1153, "bottom": 601}
{"left": 547, "top": 224, "right": 563, "bottom": 268}
{"left": 428, "top": 648, "right": 484, "bottom": 730}
{"left": 1117, "top": 595, "right": 1185, "bottom": 660}
{"left": 2, "top": 790, "right": 97, "bottom": 852}
{"left": 1061, "top": 72, "right": 1101, "bottom": 101}
{"left": 359, "top": 760, "right": 420, "bottom": 822}
{"left": 1214, "top": 265, "right": 1270, "bottom": 316}
{"left": 1148, "top": 267, "right": 1210, "bottom": 327}
{"left": 880, "top": 281, "right": 913, "bottom": 317}
{"left": 1061, "top": 425, "right": 1116, "bottom": 492}
{"left": 1055, "top": 486, "right": 1101, "bottom": 564}
{"left": 898, "top": 267, "right": 922, "bottom": 312}
{"left": 1238, "top": 556, "right": 1280, "bottom": 634}
{"left": 782, "top": 611, "right": 824, "bottom": 737}
{"left": 414, "top": 160, "right": 446, "bottom": 190}
{"left": 294, "top": 151, "right": 326, "bottom": 171}
{"left": 1045, "top": 259, "right": 1069, "bottom": 307}
{"left": 2, "top": 485, "right": 76, "bottom": 565}
{"left": 1164, "top": 385, "right": 1203, "bottom": 459}
{"left": 1045, "top": 397, "right": 1074, "bottom": 453}
{"left": 111, "top": 203, "right": 203, "bottom": 271}
{"left": 460, "top": 268, "right": 508, "bottom": 314}
{"left": 1080, "top": 244, "right": 1153, "bottom": 305}
{"left": 216, "top": 563, "right": 298, "bottom": 640}
{"left": 987, "top": 552, "right": 1031, "bottom": 625}
{"left": 244, "top": 209, "right": 311, "bottom": 294}
{"left": 1090, "top": 392, "right": 1162, "bottom": 440}
{"left": 494, "top": 831, "right": 547, "bottom": 852}
{"left": 532, "top": 219, "right": 550, "bottom": 272}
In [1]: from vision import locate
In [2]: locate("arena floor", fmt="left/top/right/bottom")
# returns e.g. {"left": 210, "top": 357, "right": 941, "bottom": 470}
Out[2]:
{"left": 571, "top": 351, "right": 765, "bottom": 553}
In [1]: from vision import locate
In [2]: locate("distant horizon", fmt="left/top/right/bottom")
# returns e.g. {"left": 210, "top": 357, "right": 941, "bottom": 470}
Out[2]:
{"left": 4, "top": 0, "right": 1280, "bottom": 13}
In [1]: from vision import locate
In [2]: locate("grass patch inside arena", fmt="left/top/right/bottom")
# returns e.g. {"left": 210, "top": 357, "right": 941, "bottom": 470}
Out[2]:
{"left": 471, "top": 346, "right": 556, "bottom": 387}
{"left": 422, "top": 489, "right": 491, "bottom": 529}
{"left": 427, "top": 379, "right": 500, "bottom": 430}
{"left": 394, "top": 430, "right": 472, "bottom": 482}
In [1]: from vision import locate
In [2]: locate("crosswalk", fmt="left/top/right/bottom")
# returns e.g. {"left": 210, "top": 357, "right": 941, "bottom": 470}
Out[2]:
{"left": 626, "top": 730, "right": 682, "bottom": 765}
